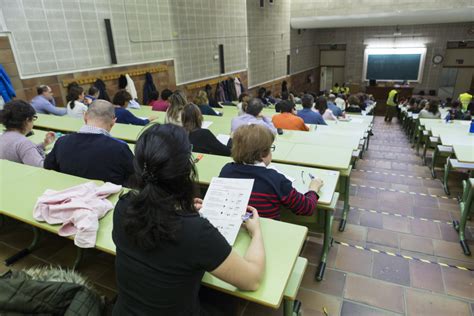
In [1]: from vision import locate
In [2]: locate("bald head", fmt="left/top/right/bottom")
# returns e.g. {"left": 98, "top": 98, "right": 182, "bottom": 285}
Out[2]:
{"left": 84, "top": 100, "right": 116, "bottom": 131}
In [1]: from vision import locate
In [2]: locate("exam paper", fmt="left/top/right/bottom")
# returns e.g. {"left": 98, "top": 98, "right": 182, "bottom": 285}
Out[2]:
{"left": 216, "top": 134, "right": 231, "bottom": 146}
{"left": 202, "top": 121, "right": 213, "bottom": 129}
{"left": 199, "top": 177, "right": 254, "bottom": 245}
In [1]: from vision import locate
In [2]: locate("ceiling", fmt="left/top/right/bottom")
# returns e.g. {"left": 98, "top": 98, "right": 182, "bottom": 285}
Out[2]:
{"left": 291, "top": 7, "right": 474, "bottom": 29}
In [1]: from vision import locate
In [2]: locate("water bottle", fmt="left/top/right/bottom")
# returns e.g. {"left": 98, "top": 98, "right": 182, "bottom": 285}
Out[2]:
{"left": 469, "top": 119, "right": 474, "bottom": 133}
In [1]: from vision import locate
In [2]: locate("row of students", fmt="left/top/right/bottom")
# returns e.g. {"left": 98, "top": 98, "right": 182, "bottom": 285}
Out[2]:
{"left": 0, "top": 98, "right": 324, "bottom": 314}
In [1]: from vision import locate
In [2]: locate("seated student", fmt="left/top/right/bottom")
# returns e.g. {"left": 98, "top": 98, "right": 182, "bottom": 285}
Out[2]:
{"left": 66, "top": 86, "right": 88, "bottom": 119}
{"left": 297, "top": 94, "right": 327, "bottom": 125}
{"left": 165, "top": 90, "right": 187, "bottom": 126}
{"left": 406, "top": 97, "right": 418, "bottom": 112}
{"left": 204, "top": 84, "right": 220, "bottom": 108}
{"left": 327, "top": 94, "right": 344, "bottom": 117}
{"left": 194, "top": 90, "right": 221, "bottom": 116}
{"left": 265, "top": 90, "right": 276, "bottom": 104}
{"left": 445, "top": 100, "right": 464, "bottom": 120}
{"left": 112, "top": 123, "right": 265, "bottom": 315}
{"left": 236, "top": 92, "right": 250, "bottom": 115}
{"left": 182, "top": 103, "right": 230, "bottom": 156}
{"left": 114, "top": 90, "right": 158, "bottom": 126}
{"left": 443, "top": 97, "right": 453, "bottom": 109}
{"left": 257, "top": 87, "right": 269, "bottom": 106}
{"left": 345, "top": 95, "right": 363, "bottom": 113}
{"left": 464, "top": 101, "right": 474, "bottom": 120}
{"left": 150, "top": 89, "right": 172, "bottom": 112}
{"left": 334, "top": 94, "right": 346, "bottom": 111}
{"left": 44, "top": 100, "right": 134, "bottom": 186}
{"left": 272, "top": 100, "right": 309, "bottom": 131}
{"left": 84, "top": 86, "right": 100, "bottom": 105}
{"left": 275, "top": 91, "right": 289, "bottom": 112}
{"left": 220, "top": 124, "right": 324, "bottom": 219}
{"left": 419, "top": 100, "right": 441, "bottom": 119}
{"left": 0, "top": 100, "right": 55, "bottom": 167}
{"left": 30, "top": 85, "right": 66, "bottom": 116}
{"left": 231, "top": 98, "right": 277, "bottom": 135}
{"left": 315, "top": 96, "right": 337, "bottom": 121}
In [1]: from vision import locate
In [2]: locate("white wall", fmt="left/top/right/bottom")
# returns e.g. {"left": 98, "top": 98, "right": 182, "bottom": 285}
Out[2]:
{"left": 0, "top": 0, "right": 248, "bottom": 84}
{"left": 291, "top": 0, "right": 472, "bottom": 18}
{"left": 311, "top": 23, "right": 474, "bottom": 92}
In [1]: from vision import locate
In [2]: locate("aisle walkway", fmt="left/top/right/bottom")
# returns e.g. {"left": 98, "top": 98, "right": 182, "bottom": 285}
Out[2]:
{"left": 244, "top": 117, "right": 474, "bottom": 315}
{"left": 0, "top": 117, "right": 473, "bottom": 315}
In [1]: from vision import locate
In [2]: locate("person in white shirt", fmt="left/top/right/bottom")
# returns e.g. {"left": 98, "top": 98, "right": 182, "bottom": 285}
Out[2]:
{"left": 66, "top": 86, "right": 88, "bottom": 119}
{"left": 335, "top": 94, "right": 346, "bottom": 111}
{"left": 419, "top": 100, "right": 441, "bottom": 119}
{"left": 316, "top": 96, "right": 338, "bottom": 121}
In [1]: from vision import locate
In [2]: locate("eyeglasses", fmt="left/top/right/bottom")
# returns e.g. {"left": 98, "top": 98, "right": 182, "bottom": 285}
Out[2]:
{"left": 270, "top": 144, "right": 276, "bottom": 152}
{"left": 31, "top": 115, "right": 38, "bottom": 121}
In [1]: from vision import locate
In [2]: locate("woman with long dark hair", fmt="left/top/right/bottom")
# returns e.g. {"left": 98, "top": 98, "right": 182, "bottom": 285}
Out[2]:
{"left": 112, "top": 124, "right": 265, "bottom": 315}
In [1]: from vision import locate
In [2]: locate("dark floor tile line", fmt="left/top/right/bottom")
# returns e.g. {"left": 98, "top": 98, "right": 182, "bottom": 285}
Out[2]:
{"left": 359, "top": 158, "right": 425, "bottom": 167}
{"left": 334, "top": 240, "right": 474, "bottom": 272}
{"left": 353, "top": 168, "right": 436, "bottom": 181}
{"left": 342, "top": 206, "right": 473, "bottom": 229}
{"left": 350, "top": 183, "right": 457, "bottom": 200}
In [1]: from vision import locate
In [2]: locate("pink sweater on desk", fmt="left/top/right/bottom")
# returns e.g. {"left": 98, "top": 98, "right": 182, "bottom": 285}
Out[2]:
{"left": 34, "top": 182, "right": 122, "bottom": 248}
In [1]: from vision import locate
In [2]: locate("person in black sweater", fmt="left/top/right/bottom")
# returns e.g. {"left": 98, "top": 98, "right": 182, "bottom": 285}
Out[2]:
{"left": 112, "top": 124, "right": 265, "bottom": 315}
{"left": 181, "top": 103, "right": 231, "bottom": 156}
{"left": 44, "top": 100, "right": 134, "bottom": 186}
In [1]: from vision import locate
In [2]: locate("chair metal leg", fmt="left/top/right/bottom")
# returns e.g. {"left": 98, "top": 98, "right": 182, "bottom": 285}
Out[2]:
{"left": 338, "top": 175, "right": 350, "bottom": 232}
{"left": 431, "top": 147, "right": 439, "bottom": 178}
{"left": 442, "top": 159, "right": 452, "bottom": 195}
{"left": 4, "top": 227, "right": 41, "bottom": 266}
{"left": 73, "top": 247, "right": 85, "bottom": 270}
{"left": 284, "top": 299, "right": 302, "bottom": 316}
{"left": 315, "top": 210, "right": 333, "bottom": 281}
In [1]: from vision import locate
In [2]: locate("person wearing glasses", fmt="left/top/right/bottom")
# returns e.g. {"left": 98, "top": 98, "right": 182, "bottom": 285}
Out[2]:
{"left": 30, "top": 85, "right": 67, "bottom": 116}
{"left": 0, "top": 100, "right": 55, "bottom": 167}
{"left": 220, "top": 124, "right": 324, "bottom": 219}
{"left": 44, "top": 100, "right": 134, "bottom": 186}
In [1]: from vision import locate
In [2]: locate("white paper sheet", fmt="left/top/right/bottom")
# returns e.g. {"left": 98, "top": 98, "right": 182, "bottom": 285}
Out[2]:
{"left": 267, "top": 164, "right": 295, "bottom": 183}
{"left": 202, "top": 121, "right": 213, "bottom": 129}
{"left": 216, "top": 134, "right": 231, "bottom": 146}
{"left": 199, "top": 177, "right": 254, "bottom": 245}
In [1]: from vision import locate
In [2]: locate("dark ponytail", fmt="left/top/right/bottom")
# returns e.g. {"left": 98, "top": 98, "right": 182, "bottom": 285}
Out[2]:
{"left": 123, "top": 124, "right": 198, "bottom": 250}
{"left": 66, "top": 86, "right": 84, "bottom": 110}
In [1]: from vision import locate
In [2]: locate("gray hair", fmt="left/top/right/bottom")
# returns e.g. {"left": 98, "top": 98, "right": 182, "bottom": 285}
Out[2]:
{"left": 87, "top": 100, "right": 115, "bottom": 122}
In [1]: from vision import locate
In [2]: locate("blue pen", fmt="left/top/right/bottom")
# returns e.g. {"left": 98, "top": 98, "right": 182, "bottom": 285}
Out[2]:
{"left": 242, "top": 212, "right": 253, "bottom": 221}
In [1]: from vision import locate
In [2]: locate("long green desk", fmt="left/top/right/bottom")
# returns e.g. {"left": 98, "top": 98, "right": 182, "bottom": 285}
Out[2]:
{"left": 32, "top": 113, "right": 354, "bottom": 231}
{"left": 34, "top": 114, "right": 146, "bottom": 143}
{"left": 418, "top": 119, "right": 474, "bottom": 194}
{"left": 0, "top": 159, "right": 307, "bottom": 311}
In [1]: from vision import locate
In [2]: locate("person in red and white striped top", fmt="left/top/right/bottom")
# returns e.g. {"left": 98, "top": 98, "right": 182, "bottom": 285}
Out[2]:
{"left": 219, "top": 124, "right": 324, "bottom": 220}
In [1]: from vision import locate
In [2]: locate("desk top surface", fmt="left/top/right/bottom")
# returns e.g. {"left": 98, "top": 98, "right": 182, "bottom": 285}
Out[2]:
{"left": 0, "top": 159, "right": 308, "bottom": 308}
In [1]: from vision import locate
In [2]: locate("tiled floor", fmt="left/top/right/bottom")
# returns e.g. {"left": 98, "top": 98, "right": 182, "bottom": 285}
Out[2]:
{"left": 1, "top": 117, "right": 473, "bottom": 315}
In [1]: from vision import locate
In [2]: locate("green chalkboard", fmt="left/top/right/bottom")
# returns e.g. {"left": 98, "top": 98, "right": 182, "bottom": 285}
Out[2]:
{"left": 366, "top": 54, "right": 421, "bottom": 81}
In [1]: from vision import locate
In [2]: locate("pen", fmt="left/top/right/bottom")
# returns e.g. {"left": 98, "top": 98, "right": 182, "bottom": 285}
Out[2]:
{"left": 193, "top": 154, "right": 204, "bottom": 163}
{"left": 242, "top": 212, "right": 253, "bottom": 221}
{"left": 308, "top": 173, "right": 315, "bottom": 180}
